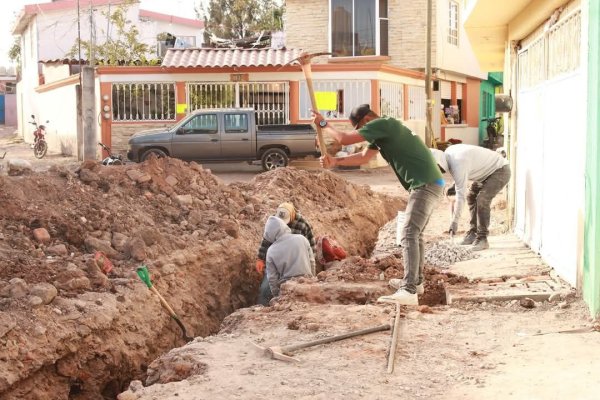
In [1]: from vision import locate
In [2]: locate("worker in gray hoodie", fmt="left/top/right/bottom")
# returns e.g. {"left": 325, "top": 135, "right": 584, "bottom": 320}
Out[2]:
{"left": 431, "top": 144, "right": 510, "bottom": 251}
{"left": 258, "top": 216, "right": 315, "bottom": 304}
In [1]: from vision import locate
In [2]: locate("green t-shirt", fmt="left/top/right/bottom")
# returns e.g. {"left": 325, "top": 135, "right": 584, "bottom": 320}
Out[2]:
{"left": 359, "top": 117, "right": 443, "bottom": 191}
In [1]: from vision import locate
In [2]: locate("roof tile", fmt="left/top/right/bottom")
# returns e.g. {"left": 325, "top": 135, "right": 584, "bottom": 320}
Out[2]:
{"left": 161, "top": 48, "right": 303, "bottom": 68}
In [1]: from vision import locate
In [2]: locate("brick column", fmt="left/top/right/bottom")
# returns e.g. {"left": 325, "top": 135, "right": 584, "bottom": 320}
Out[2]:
{"left": 176, "top": 82, "right": 187, "bottom": 121}
{"left": 289, "top": 81, "right": 299, "bottom": 123}
{"left": 370, "top": 80, "right": 380, "bottom": 114}
{"left": 99, "top": 82, "right": 112, "bottom": 158}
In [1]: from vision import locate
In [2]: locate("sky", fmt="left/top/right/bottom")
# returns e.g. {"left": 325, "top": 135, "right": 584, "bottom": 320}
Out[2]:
{"left": 0, "top": 0, "right": 208, "bottom": 68}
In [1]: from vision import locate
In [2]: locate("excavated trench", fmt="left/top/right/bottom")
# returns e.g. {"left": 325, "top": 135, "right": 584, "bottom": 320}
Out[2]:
{"left": 0, "top": 159, "right": 403, "bottom": 399}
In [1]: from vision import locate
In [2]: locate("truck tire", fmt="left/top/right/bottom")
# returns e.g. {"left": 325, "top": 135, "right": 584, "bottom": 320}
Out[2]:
{"left": 261, "top": 148, "right": 288, "bottom": 171}
{"left": 141, "top": 148, "right": 168, "bottom": 161}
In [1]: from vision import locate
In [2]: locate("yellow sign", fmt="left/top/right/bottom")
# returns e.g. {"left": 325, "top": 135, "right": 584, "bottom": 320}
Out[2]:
{"left": 315, "top": 92, "right": 337, "bottom": 111}
{"left": 176, "top": 104, "right": 187, "bottom": 114}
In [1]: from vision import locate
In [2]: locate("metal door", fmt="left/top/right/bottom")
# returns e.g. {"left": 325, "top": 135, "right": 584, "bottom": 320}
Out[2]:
{"left": 514, "top": 8, "right": 583, "bottom": 286}
{"left": 220, "top": 112, "right": 253, "bottom": 159}
{"left": 0, "top": 95, "right": 5, "bottom": 124}
{"left": 171, "top": 113, "right": 221, "bottom": 160}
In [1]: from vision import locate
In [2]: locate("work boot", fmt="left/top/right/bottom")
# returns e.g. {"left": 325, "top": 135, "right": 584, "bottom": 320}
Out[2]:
{"left": 460, "top": 230, "right": 477, "bottom": 245}
{"left": 389, "top": 279, "right": 424, "bottom": 295}
{"left": 378, "top": 288, "right": 419, "bottom": 305}
{"left": 471, "top": 237, "right": 489, "bottom": 251}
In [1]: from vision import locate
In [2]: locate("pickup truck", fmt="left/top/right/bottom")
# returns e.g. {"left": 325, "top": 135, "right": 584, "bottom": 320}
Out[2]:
{"left": 127, "top": 108, "right": 318, "bottom": 171}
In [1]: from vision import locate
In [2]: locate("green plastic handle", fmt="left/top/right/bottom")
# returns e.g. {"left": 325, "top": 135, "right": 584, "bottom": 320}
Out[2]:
{"left": 136, "top": 265, "right": 153, "bottom": 288}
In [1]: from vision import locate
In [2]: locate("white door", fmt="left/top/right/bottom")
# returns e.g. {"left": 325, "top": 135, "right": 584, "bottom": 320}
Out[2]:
{"left": 514, "top": 8, "right": 583, "bottom": 286}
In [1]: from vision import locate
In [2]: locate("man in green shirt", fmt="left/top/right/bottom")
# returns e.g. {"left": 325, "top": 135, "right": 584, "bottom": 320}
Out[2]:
{"left": 313, "top": 104, "right": 444, "bottom": 305}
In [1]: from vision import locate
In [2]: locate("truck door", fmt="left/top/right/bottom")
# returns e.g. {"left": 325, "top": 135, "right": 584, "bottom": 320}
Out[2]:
{"left": 171, "top": 113, "right": 221, "bottom": 160}
{"left": 220, "top": 112, "right": 253, "bottom": 159}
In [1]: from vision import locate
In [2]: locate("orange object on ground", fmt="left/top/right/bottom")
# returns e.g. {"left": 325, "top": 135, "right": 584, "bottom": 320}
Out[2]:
{"left": 94, "top": 251, "right": 114, "bottom": 274}
{"left": 316, "top": 236, "right": 347, "bottom": 265}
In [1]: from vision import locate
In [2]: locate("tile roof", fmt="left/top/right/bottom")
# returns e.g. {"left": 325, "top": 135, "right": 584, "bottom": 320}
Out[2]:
{"left": 161, "top": 48, "right": 303, "bottom": 68}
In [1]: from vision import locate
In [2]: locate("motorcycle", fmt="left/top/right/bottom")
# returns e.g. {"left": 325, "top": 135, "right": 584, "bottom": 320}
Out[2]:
{"left": 98, "top": 142, "right": 124, "bottom": 165}
{"left": 30, "top": 115, "right": 49, "bottom": 159}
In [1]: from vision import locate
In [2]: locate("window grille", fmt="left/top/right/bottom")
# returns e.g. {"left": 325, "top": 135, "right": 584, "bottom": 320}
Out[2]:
{"left": 379, "top": 81, "right": 403, "bottom": 120}
{"left": 448, "top": 1, "right": 459, "bottom": 46}
{"left": 112, "top": 83, "right": 176, "bottom": 121}
{"left": 299, "top": 80, "right": 371, "bottom": 120}
{"left": 547, "top": 11, "right": 581, "bottom": 80}
{"left": 187, "top": 82, "right": 289, "bottom": 125}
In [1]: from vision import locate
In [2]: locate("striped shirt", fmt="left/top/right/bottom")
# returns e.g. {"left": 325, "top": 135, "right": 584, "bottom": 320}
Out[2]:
{"left": 257, "top": 212, "right": 316, "bottom": 262}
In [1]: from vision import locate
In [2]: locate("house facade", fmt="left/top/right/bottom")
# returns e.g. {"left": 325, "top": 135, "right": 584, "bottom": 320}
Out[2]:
{"left": 11, "top": 0, "right": 204, "bottom": 155}
{"left": 284, "top": 0, "right": 488, "bottom": 145}
{"left": 464, "top": 0, "right": 600, "bottom": 316}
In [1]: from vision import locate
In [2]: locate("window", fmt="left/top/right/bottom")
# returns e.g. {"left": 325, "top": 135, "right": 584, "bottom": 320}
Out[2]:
{"left": 183, "top": 114, "right": 218, "bottom": 134}
{"left": 331, "top": 0, "right": 388, "bottom": 57}
{"left": 448, "top": 1, "right": 459, "bottom": 46}
{"left": 224, "top": 113, "right": 249, "bottom": 133}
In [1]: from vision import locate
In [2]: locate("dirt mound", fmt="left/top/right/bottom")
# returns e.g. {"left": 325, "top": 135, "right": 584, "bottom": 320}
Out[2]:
{"left": 0, "top": 160, "right": 401, "bottom": 399}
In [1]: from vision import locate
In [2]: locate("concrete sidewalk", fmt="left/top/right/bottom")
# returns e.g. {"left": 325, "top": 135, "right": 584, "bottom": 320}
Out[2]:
{"left": 446, "top": 233, "right": 573, "bottom": 304}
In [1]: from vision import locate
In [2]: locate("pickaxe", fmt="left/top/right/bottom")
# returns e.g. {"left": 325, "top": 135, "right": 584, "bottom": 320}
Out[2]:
{"left": 284, "top": 52, "right": 331, "bottom": 159}
{"left": 253, "top": 323, "right": 390, "bottom": 362}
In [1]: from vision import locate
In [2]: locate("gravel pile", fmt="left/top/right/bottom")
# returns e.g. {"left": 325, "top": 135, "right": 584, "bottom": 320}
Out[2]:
{"left": 425, "top": 241, "right": 477, "bottom": 267}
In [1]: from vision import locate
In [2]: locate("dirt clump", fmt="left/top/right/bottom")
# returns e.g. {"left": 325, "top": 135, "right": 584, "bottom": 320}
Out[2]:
{"left": 0, "top": 160, "right": 401, "bottom": 399}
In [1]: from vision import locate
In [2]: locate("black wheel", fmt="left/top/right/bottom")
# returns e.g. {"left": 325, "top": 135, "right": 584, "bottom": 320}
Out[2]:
{"left": 261, "top": 148, "right": 288, "bottom": 171}
{"left": 33, "top": 140, "right": 48, "bottom": 159}
{"left": 141, "top": 148, "right": 168, "bottom": 161}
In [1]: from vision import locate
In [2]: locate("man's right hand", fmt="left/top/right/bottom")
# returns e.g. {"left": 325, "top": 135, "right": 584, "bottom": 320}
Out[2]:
{"left": 320, "top": 154, "right": 336, "bottom": 169}
{"left": 255, "top": 259, "right": 265, "bottom": 274}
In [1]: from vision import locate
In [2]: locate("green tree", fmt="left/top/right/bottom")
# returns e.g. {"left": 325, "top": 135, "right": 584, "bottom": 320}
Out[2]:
{"left": 68, "top": 2, "right": 156, "bottom": 65}
{"left": 199, "top": 0, "right": 284, "bottom": 44}
{"left": 8, "top": 36, "right": 21, "bottom": 73}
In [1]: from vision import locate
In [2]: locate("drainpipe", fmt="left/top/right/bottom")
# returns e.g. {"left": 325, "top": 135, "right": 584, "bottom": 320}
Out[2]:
{"left": 425, "top": 0, "right": 434, "bottom": 148}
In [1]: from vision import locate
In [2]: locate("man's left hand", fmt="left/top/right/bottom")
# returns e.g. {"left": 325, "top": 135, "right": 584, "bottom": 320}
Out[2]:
{"left": 448, "top": 222, "right": 458, "bottom": 235}
{"left": 311, "top": 109, "right": 325, "bottom": 126}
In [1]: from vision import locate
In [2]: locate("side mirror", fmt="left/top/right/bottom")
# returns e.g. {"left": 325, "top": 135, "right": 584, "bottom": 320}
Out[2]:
{"left": 176, "top": 128, "right": 186, "bottom": 135}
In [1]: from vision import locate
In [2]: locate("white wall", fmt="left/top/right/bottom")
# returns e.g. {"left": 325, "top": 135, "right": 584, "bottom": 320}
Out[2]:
{"left": 35, "top": 83, "right": 79, "bottom": 156}
{"left": 435, "top": 0, "right": 487, "bottom": 79}
{"left": 36, "top": 4, "right": 141, "bottom": 61}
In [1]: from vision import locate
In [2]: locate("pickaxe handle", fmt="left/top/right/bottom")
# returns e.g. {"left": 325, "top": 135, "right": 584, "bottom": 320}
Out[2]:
{"left": 281, "top": 323, "right": 390, "bottom": 353}
{"left": 300, "top": 62, "right": 330, "bottom": 157}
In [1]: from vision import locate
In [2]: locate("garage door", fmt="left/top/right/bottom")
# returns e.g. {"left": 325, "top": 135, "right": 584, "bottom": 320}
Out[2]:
{"left": 514, "top": 7, "right": 583, "bottom": 286}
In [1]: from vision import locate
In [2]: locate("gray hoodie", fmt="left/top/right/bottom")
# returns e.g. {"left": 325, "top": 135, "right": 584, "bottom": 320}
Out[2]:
{"left": 264, "top": 216, "right": 315, "bottom": 296}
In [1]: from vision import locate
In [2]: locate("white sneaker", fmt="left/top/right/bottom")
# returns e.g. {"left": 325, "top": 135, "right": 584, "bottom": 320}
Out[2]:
{"left": 377, "top": 288, "right": 419, "bottom": 305}
{"left": 389, "top": 279, "right": 424, "bottom": 295}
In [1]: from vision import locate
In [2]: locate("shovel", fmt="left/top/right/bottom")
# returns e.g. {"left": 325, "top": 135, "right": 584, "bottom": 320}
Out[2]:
{"left": 136, "top": 265, "right": 193, "bottom": 342}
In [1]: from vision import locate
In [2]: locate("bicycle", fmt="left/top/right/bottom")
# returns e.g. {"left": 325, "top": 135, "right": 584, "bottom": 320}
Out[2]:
{"left": 30, "top": 115, "right": 49, "bottom": 159}
{"left": 481, "top": 116, "right": 501, "bottom": 150}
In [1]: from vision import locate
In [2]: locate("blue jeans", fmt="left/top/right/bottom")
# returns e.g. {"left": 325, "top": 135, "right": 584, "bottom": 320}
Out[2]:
{"left": 400, "top": 183, "right": 443, "bottom": 294}
{"left": 256, "top": 274, "right": 273, "bottom": 306}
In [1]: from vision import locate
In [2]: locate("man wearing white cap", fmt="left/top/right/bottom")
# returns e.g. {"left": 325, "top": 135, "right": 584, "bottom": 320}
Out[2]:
{"left": 431, "top": 144, "right": 510, "bottom": 251}
{"left": 256, "top": 202, "right": 316, "bottom": 305}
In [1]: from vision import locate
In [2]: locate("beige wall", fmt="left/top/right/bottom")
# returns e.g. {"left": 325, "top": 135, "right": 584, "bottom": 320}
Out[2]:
{"left": 284, "top": 0, "right": 437, "bottom": 68}
{"left": 111, "top": 123, "right": 172, "bottom": 155}
{"left": 389, "top": 0, "right": 437, "bottom": 69}
{"left": 284, "top": 0, "right": 329, "bottom": 59}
